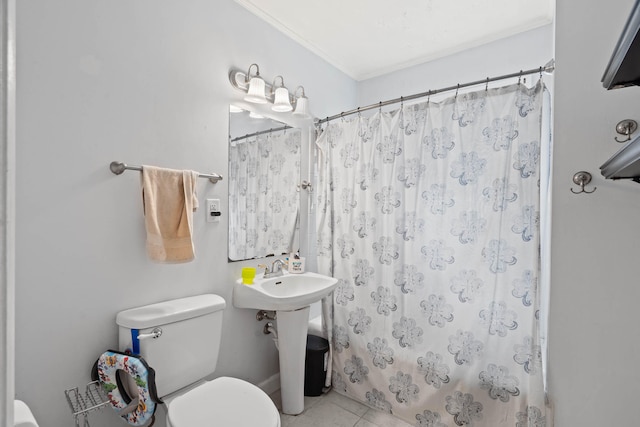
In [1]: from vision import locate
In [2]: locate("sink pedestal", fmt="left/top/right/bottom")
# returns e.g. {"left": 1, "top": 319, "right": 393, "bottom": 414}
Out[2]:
{"left": 232, "top": 271, "right": 338, "bottom": 415}
{"left": 276, "top": 306, "right": 310, "bottom": 415}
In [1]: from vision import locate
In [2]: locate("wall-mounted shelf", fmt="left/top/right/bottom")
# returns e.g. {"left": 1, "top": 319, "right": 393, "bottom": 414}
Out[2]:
{"left": 601, "top": 0, "right": 640, "bottom": 183}
{"left": 602, "top": 0, "right": 640, "bottom": 89}
{"left": 64, "top": 381, "right": 110, "bottom": 427}
{"left": 600, "top": 135, "right": 640, "bottom": 183}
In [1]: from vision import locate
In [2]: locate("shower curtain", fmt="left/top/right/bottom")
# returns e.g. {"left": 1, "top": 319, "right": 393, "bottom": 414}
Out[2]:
{"left": 316, "top": 82, "right": 549, "bottom": 426}
{"left": 229, "top": 129, "right": 301, "bottom": 260}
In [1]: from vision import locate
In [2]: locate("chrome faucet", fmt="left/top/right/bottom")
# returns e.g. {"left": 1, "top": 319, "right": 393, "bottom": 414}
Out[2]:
{"left": 270, "top": 259, "right": 286, "bottom": 277}
{"left": 259, "top": 259, "right": 287, "bottom": 278}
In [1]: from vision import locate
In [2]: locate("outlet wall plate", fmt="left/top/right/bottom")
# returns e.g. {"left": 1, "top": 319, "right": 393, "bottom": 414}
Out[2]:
{"left": 206, "top": 198, "right": 221, "bottom": 223}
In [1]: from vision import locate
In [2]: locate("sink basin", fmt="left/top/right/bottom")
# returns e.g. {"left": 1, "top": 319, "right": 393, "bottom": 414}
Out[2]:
{"left": 233, "top": 271, "right": 338, "bottom": 311}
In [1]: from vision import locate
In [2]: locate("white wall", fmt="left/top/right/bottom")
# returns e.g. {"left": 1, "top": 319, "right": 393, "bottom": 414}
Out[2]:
{"left": 15, "top": 1, "right": 355, "bottom": 426}
{"left": 357, "top": 25, "right": 554, "bottom": 106}
{"left": 551, "top": 0, "right": 640, "bottom": 425}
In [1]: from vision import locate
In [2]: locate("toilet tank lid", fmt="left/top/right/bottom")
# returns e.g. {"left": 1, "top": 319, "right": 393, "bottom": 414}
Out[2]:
{"left": 116, "top": 294, "right": 226, "bottom": 329}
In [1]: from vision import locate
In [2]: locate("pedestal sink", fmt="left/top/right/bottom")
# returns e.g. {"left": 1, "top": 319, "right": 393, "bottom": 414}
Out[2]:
{"left": 233, "top": 271, "right": 338, "bottom": 415}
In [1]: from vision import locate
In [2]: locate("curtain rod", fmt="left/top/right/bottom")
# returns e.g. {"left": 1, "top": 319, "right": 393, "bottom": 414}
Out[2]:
{"left": 230, "top": 124, "right": 294, "bottom": 143}
{"left": 316, "top": 59, "right": 555, "bottom": 126}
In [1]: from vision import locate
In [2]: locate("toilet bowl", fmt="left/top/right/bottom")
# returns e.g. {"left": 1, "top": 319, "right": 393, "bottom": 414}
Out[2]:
{"left": 166, "top": 377, "right": 280, "bottom": 427}
{"left": 14, "top": 400, "right": 39, "bottom": 427}
{"left": 112, "top": 294, "right": 280, "bottom": 427}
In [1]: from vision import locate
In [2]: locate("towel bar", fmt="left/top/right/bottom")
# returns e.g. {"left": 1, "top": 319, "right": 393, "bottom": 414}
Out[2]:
{"left": 109, "top": 161, "right": 223, "bottom": 184}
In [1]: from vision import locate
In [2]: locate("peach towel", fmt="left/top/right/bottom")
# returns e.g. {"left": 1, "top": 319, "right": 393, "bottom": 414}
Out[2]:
{"left": 141, "top": 165, "right": 199, "bottom": 263}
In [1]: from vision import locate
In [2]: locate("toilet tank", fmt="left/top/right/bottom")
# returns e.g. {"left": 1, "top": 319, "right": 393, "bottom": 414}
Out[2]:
{"left": 116, "top": 294, "right": 226, "bottom": 398}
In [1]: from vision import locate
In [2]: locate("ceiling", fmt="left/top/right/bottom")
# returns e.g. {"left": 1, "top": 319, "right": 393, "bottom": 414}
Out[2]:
{"left": 234, "top": 0, "right": 554, "bottom": 81}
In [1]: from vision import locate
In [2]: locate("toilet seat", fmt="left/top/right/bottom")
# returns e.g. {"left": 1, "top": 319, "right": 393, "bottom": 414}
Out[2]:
{"left": 167, "top": 376, "right": 280, "bottom": 427}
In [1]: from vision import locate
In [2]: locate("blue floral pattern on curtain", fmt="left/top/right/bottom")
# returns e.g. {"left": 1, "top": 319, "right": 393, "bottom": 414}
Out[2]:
{"left": 229, "top": 129, "right": 300, "bottom": 260}
{"left": 316, "top": 82, "right": 548, "bottom": 426}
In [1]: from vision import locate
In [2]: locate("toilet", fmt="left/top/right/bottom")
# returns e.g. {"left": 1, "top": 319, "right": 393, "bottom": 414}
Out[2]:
{"left": 114, "top": 294, "right": 281, "bottom": 427}
{"left": 14, "top": 400, "right": 39, "bottom": 427}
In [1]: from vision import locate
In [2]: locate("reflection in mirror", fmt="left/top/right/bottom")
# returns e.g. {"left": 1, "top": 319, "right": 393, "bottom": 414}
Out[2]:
{"left": 228, "top": 106, "right": 301, "bottom": 261}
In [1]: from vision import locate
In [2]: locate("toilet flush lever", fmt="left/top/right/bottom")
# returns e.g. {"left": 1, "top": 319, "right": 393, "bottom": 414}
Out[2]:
{"left": 137, "top": 327, "right": 163, "bottom": 340}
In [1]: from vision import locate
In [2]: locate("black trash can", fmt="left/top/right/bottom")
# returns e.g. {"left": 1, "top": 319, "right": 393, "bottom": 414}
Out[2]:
{"left": 304, "top": 335, "right": 329, "bottom": 396}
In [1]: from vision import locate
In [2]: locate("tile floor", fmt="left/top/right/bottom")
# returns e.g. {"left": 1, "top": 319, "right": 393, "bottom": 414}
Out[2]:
{"left": 269, "top": 389, "right": 413, "bottom": 427}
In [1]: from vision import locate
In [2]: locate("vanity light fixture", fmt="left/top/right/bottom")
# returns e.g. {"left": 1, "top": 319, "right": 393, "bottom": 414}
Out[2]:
{"left": 243, "top": 63, "right": 268, "bottom": 104}
{"left": 292, "top": 86, "right": 310, "bottom": 118}
{"left": 229, "top": 64, "right": 310, "bottom": 117}
{"left": 272, "top": 76, "right": 293, "bottom": 112}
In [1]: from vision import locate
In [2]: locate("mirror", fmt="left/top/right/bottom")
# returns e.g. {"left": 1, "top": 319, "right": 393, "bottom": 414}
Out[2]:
{"left": 228, "top": 106, "right": 301, "bottom": 261}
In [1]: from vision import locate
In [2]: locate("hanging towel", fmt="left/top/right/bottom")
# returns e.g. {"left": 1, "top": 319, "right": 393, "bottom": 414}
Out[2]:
{"left": 141, "top": 165, "right": 199, "bottom": 263}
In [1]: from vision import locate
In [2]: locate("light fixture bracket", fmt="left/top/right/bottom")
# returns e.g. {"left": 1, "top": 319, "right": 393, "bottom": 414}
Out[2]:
{"left": 229, "top": 65, "right": 311, "bottom": 118}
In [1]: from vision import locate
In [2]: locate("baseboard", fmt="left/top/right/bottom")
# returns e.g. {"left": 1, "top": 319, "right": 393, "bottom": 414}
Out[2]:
{"left": 257, "top": 372, "right": 280, "bottom": 395}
